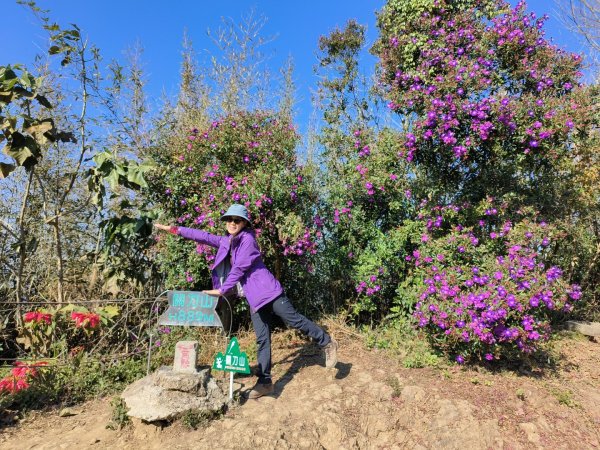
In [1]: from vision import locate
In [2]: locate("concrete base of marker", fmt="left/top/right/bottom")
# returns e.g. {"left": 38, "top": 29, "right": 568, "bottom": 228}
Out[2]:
{"left": 121, "top": 366, "right": 227, "bottom": 423}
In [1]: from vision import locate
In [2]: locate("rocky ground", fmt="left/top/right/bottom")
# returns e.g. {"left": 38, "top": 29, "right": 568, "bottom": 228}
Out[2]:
{"left": 0, "top": 328, "right": 599, "bottom": 449}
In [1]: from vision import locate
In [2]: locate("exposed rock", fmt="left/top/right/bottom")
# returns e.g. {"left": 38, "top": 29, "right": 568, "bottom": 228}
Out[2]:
{"left": 121, "top": 366, "right": 227, "bottom": 422}
{"left": 428, "top": 399, "right": 504, "bottom": 449}
{"left": 401, "top": 385, "right": 426, "bottom": 402}
{"left": 58, "top": 408, "right": 79, "bottom": 417}
{"left": 519, "top": 422, "right": 541, "bottom": 444}
{"left": 153, "top": 365, "right": 210, "bottom": 393}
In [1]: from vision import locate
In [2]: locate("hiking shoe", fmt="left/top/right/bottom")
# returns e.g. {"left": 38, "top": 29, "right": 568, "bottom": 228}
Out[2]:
{"left": 324, "top": 338, "right": 338, "bottom": 368}
{"left": 246, "top": 382, "right": 274, "bottom": 399}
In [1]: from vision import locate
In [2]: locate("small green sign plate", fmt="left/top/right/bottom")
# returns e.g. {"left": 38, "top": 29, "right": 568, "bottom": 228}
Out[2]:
{"left": 212, "top": 337, "right": 250, "bottom": 374}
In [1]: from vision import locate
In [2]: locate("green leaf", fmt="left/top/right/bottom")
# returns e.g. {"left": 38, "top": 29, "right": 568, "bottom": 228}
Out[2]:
{"left": 3, "top": 131, "right": 41, "bottom": 168}
{"left": 55, "top": 131, "right": 77, "bottom": 143}
{"left": 106, "top": 169, "right": 120, "bottom": 189}
{"left": 58, "top": 304, "right": 78, "bottom": 313}
{"left": 27, "top": 237, "right": 38, "bottom": 252}
{"left": 11, "top": 85, "right": 35, "bottom": 99}
{"left": 92, "top": 150, "right": 113, "bottom": 166}
{"left": 25, "top": 118, "right": 55, "bottom": 143}
{"left": 126, "top": 167, "right": 148, "bottom": 188}
{"left": 98, "top": 304, "right": 119, "bottom": 319}
{"left": 2, "top": 117, "right": 17, "bottom": 132}
{"left": 0, "top": 162, "right": 16, "bottom": 178}
{"left": 35, "top": 94, "right": 52, "bottom": 109}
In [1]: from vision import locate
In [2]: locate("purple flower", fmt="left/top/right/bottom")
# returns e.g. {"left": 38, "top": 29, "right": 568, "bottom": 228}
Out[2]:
{"left": 455, "top": 355, "right": 465, "bottom": 364}
{"left": 568, "top": 285, "right": 582, "bottom": 300}
{"left": 546, "top": 266, "right": 562, "bottom": 282}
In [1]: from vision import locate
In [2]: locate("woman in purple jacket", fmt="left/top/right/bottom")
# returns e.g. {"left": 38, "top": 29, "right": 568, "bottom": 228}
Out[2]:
{"left": 154, "top": 204, "right": 338, "bottom": 399}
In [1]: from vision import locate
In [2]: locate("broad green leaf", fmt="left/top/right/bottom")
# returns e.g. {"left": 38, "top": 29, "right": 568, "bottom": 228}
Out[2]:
{"left": 93, "top": 150, "right": 112, "bottom": 166}
{"left": 0, "top": 91, "right": 15, "bottom": 104}
{"left": 126, "top": 167, "right": 148, "bottom": 188}
{"left": 1, "top": 117, "right": 17, "bottom": 132}
{"left": 26, "top": 237, "right": 38, "bottom": 252}
{"left": 98, "top": 304, "right": 119, "bottom": 318}
{"left": 25, "top": 118, "right": 54, "bottom": 143}
{"left": 106, "top": 169, "right": 120, "bottom": 189}
{"left": 55, "top": 131, "right": 76, "bottom": 143}
{"left": 0, "top": 162, "right": 16, "bottom": 178}
{"left": 35, "top": 94, "right": 52, "bottom": 109}
{"left": 11, "top": 85, "right": 35, "bottom": 99}
{"left": 3, "top": 132, "right": 40, "bottom": 167}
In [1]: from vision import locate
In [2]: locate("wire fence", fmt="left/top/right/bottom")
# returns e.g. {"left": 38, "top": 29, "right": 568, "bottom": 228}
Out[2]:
{"left": 0, "top": 292, "right": 234, "bottom": 374}
{"left": 0, "top": 294, "right": 164, "bottom": 370}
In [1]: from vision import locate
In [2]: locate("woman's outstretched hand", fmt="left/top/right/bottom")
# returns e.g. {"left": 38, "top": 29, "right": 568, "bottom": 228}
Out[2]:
{"left": 202, "top": 289, "right": 222, "bottom": 297}
{"left": 154, "top": 223, "right": 171, "bottom": 232}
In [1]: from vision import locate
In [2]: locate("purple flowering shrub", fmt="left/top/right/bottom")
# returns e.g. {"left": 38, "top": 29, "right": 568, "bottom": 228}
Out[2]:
{"left": 351, "top": 222, "right": 422, "bottom": 316}
{"left": 411, "top": 201, "right": 581, "bottom": 362}
{"left": 320, "top": 127, "right": 419, "bottom": 317}
{"left": 374, "top": 0, "right": 590, "bottom": 212}
{"left": 148, "top": 111, "right": 321, "bottom": 291}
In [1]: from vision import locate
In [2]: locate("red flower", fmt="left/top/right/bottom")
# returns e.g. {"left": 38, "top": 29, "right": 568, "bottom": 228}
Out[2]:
{"left": 0, "top": 361, "right": 44, "bottom": 394}
{"left": 71, "top": 312, "right": 101, "bottom": 329}
{"left": 23, "top": 311, "right": 53, "bottom": 324}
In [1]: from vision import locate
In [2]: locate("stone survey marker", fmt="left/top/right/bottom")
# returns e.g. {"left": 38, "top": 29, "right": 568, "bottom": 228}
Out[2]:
{"left": 173, "top": 341, "right": 198, "bottom": 373}
{"left": 158, "top": 290, "right": 223, "bottom": 328}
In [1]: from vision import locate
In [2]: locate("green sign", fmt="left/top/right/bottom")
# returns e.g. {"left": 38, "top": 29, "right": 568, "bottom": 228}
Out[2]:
{"left": 158, "top": 291, "right": 223, "bottom": 328}
{"left": 212, "top": 337, "right": 250, "bottom": 374}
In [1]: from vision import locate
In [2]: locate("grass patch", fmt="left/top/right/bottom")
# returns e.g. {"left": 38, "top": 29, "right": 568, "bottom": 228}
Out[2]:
{"left": 180, "top": 407, "right": 225, "bottom": 430}
{"left": 106, "top": 397, "right": 130, "bottom": 430}
{"left": 550, "top": 387, "right": 579, "bottom": 408}
{"left": 385, "top": 376, "right": 403, "bottom": 398}
{"left": 362, "top": 318, "right": 442, "bottom": 369}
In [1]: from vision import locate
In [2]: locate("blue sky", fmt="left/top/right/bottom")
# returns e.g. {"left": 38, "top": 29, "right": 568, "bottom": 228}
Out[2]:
{"left": 1, "top": 0, "right": 590, "bottom": 133}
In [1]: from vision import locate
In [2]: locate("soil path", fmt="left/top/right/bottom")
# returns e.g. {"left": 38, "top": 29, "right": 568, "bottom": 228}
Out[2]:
{"left": 1, "top": 331, "right": 599, "bottom": 449}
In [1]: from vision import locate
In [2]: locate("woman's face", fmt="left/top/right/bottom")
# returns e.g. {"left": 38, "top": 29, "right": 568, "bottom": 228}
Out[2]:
{"left": 225, "top": 216, "right": 247, "bottom": 236}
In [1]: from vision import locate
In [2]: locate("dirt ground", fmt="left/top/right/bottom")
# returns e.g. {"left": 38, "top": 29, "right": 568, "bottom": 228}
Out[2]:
{"left": 0, "top": 328, "right": 599, "bottom": 450}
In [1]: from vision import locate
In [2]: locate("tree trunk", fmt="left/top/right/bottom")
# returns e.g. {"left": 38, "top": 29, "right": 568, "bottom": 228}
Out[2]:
{"left": 15, "top": 169, "right": 35, "bottom": 327}
{"left": 52, "top": 217, "right": 65, "bottom": 304}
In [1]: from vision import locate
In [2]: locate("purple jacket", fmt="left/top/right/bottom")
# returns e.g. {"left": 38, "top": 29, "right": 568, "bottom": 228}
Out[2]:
{"left": 175, "top": 227, "right": 283, "bottom": 312}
